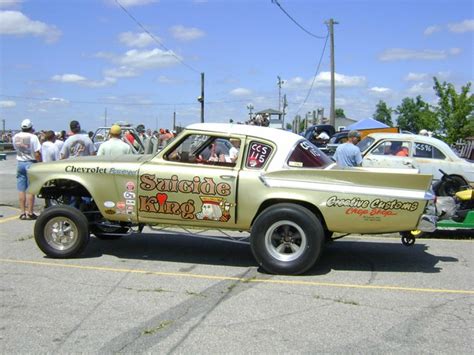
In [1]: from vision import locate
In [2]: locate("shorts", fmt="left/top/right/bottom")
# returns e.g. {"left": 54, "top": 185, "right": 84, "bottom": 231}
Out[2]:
{"left": 16, "top": 161, "right": 34, "bottom": 192}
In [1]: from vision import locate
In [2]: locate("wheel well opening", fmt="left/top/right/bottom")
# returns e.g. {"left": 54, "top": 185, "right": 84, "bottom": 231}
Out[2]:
{"left": 252, "top": 199, "right": 328, "bottom": 231}
{"left": 39, "top": 179, "right": 92, "bottom": 200}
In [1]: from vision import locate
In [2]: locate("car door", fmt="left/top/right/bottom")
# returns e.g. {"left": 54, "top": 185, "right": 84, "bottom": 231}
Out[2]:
{"left": 411, "top": 141, "right": 448, "bottom": 181}
{"left": 137, "top": 132, "right": 243, "bottom": 226}
{"left": 362, "top": 139, "right": 416, "bottom": 170}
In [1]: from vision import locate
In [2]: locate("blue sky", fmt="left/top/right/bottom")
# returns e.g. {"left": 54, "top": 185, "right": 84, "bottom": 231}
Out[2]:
{"left": 0, "top": 0, "right": 473, "bottom": 132}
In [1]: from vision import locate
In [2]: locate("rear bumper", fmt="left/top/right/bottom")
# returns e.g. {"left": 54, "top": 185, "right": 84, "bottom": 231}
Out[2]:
{"left": 416, "top": 214, "right": 437, "bottom": 232}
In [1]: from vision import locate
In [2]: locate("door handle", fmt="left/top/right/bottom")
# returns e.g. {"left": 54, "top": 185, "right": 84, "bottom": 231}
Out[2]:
{"left": 220, "top": 175, "right": 236, "bottom": 180}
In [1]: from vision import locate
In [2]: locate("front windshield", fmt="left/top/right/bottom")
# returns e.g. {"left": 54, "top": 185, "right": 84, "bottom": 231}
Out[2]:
{"left": 357, "top": 136, "right": 375, "bottom": 153}
{"left": 287, "top": 140, "right": 334, "bottom": 168}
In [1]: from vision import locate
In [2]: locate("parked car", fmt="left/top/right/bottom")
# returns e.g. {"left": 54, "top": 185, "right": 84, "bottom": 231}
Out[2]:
{"left": 28, "top": 123, "right": 436, "bottom": 275}
{"left": 358, "top": 133, "right": 474, "bottom": 196}
{"left": 92, "top": 122, "right": 145, "bottom": 154}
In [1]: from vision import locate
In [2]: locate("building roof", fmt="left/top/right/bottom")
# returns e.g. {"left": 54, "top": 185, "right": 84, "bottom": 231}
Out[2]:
{"left": 255, "top": 108, "right": 283, "bottom": 115}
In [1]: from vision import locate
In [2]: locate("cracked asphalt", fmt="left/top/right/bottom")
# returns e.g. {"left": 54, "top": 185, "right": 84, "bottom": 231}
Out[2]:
{"left": 1, "top": 154, "right": 473, "bottom": 353}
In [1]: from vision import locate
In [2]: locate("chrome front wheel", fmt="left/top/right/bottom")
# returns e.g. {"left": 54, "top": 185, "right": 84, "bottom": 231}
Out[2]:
{"left": 34, "top": 206, "right": 90, "bottom": 258}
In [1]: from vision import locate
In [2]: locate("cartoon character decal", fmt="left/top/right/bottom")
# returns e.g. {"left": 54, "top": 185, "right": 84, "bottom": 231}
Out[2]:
{"left": 138, "top": 174, "right": 233, "bottom": 222}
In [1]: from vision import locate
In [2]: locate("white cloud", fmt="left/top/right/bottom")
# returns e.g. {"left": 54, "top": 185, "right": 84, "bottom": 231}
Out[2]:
{"left": 0, "top": 0, "right": 22, "bottom": 9}
{"left": 118, "top": 31, "right": 155, "bottom": 47}
{"left": 0, "top": 10, "right": 61, "bottom": 43}
{"left": 170, "top": 25, "right": 205, "bottom": 41}
{"left": 117, "top": 48, "right": 180, "bottom": 69}
{"left": 424, "top": 25, "right": 441, "bottom": 35}
{"left": 448, "top": 47, "right": 462, "bottom": 55}
{"left": 404, "top": 72, "right": 428, "bottom": 81}
{"left": 229, "top": 88, "right": 252, "bottom": 96}
{"left": 0, "top": 100, "right": 16, "bottom": 108}
{"left": 284, "top": 72, "right": 366, "bottom": 90}
{"left": 407, "top": 82, "right": 432, "bottom": 95}
{"left": 447, "top": 19, "right": 474, "bottom": 33}
{"left": 379, "top": 48, "right": 458, "bottom": 61}
{"left": 157, "top": 75, "right": 182, "bottom": 84}
{"left": 315, "top": 71, "right": 366, "bottom": 87}
{"left": 369, "top": 87, "right": 391, "bottom": 93}
{"left": 111, "top": 0, "right": 158, "bottom": 6}
{"left": 51, "top": 73, "right": 116, "bottom": 87}
{"left": 104, "top": 66, "right": 138, "bottom": 78}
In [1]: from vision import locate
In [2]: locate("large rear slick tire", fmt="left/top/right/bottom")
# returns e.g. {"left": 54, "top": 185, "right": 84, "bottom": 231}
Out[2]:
{"left": 250, "top": 203, "right": 324, "bottom": 275}
{"left": 34, "top": 205, "right": 90, "bottom": 258}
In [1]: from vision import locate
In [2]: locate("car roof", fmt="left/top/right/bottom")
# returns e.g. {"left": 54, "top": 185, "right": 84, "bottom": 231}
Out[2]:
{"left": 187, "top": 123, "right": 300, "bottom": 143}
{"left": 185, "top": 123, "right": 304, "bottom": 171}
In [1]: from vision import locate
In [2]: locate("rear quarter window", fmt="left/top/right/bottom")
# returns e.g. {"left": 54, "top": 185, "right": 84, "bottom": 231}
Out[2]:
{"left": 287, "top": 140, "right": 333, "bottom": 168}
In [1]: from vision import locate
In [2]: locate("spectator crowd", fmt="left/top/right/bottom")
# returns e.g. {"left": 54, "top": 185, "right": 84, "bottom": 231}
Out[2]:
{"left": 10, "top": 118, "right": 175, "bottom": 220}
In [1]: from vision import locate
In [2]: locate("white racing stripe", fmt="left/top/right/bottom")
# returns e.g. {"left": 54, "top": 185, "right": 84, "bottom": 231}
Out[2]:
{"left": 261, "top": 176, "right": 431, "bottom": 200}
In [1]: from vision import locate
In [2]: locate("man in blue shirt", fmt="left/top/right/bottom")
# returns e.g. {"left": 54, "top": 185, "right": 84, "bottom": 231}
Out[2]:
{"left": 333, "top": 130, "right": 363, "bottom": 167}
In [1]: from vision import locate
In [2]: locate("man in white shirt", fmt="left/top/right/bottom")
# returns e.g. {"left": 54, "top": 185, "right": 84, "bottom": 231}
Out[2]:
{"left": 97, "top": 124, "right": 133, "bottom": 156}
{"left": 228, "top": 138, "right": 241, "bottom": 163}
{"left": 12, "top": 119, "right": 42, "bottom": 220}
{"left": 41, "top": 130, "right": 60, "bottom": 162}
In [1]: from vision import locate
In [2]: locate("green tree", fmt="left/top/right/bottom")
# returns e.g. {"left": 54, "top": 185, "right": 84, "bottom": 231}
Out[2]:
{"left": 395, "top": 96, "right": 439, "bottom": 133}
{"left": 433, "top": 77, "right": 474, "bottom": 143}
{"left": 335, "top": 108, "right": 346, "bottom": 118}
{"left": 373, "top": 100, "right": 393, "bottom": 126}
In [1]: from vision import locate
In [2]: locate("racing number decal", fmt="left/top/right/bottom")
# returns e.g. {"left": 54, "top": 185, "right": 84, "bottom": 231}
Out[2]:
{"left": 246, "top": 142, "right": 272, "bottom": 169}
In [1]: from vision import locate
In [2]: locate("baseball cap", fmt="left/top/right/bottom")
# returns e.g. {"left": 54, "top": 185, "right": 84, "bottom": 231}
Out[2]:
{"left": 348, "top": 130, "right": 361, "bottom": 138}
{"left": 21, "top": 119, "right": 32, "bottom": 129}
{"left": 110, "top": 124, "right": 122, "bottom": 135}
{"left": 70, "top": 120, "right": 81, "bottom": 131}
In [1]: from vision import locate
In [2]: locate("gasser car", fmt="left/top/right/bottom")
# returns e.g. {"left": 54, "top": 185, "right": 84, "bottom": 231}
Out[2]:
{"left": 27, "top": 123, "right": 437, "bottom": 275}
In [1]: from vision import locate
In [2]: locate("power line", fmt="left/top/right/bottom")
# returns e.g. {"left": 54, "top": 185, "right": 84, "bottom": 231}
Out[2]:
{"left": 294, "top": 29, "right": 330, "bottom": 117}
{"left": 271, "top": 0, "right": 327, "bottom": 39}
{"left": 0, "top": 94, "right": 261, "bottom": 106}
{"left": 114, "top": 0, "right": 200, "bottom": 73}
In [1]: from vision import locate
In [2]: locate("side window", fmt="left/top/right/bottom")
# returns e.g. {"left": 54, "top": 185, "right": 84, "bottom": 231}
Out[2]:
{"left": 371, "top": 140, "right": 410, "bottom": 156}
{"left": 433, "top": 147, "right": 446, "bottom": 159}
{"left": 414, "top": 143, "right": 445, "bottom": 159}
{"left": 370, "top": 141, "right": 392, "bottom": 156}
{"left": 165, "top": 134, "right": 238, "bottom": 167}
{"left": 246, "top": 141, "right": 273, "bottom": 169}
{"left": 287, "top": 140, "right": 333, "bottom": 168}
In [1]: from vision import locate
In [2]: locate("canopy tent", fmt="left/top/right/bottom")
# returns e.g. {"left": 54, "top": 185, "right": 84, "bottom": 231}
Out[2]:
{"left": 345, "top": 118, "right": 389, "bottom": 130}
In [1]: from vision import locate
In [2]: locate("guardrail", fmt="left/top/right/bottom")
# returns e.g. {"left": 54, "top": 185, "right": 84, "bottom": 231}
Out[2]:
{"left": 0, "top": 143, "right": 14, "bottom": 151}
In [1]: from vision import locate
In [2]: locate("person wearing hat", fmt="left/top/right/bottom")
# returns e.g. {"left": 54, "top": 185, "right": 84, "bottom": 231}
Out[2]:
{"left": 97, "top": 124, "right": 132, "bottom": 156}
{"left": 333, "top": 130, "right": 363, "bottom": 167}
{"left": 60, "top": 120, "right": 96, "bottom": 159}
{"left": 12, "top": 119, "right": 42, "bottom": 220}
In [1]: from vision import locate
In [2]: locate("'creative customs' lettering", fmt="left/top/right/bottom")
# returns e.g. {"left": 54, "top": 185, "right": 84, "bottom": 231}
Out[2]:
{"left": 140, "top": 174, "right": 231, "bottom": 196}
{"left": 326, "top": 195, "right": 419, "bottom": 219}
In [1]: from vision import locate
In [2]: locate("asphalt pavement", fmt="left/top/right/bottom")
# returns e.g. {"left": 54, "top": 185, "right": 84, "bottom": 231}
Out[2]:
{"left": 0, "top": 154, "right": 473, "bottom": 353}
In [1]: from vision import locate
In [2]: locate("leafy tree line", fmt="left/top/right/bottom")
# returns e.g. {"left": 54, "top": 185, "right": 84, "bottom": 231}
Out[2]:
{"left": 373, "top": 77, "right": 473, "bottom": 144}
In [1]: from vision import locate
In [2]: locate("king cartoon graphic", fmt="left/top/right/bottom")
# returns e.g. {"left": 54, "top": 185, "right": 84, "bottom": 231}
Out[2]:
{"left": 196, "top": 196, "right": 224, "bottom": 221}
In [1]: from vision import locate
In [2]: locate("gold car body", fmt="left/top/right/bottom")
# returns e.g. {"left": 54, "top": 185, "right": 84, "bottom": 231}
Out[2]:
{"left": 28, "top": 123, "right": 435, "bottom": 234}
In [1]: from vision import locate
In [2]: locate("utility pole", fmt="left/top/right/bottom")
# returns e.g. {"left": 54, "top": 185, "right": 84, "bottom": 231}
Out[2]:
{"left": 326, "top": 18, "right": 338, "bottom": 127}
{"left": 198, "top": 72, "right": 205, "bottom": 123}
{"left": 282, "top": 94, "right": 287, "bottom": 128}
{"left": 173, "top": 110, "right": 176, "bottom": 130}
{"left": 277, "top": 76, "right": 284, "bottom": 112}
{"left": 2, "top": 119, "right": 5, "bottom": 136}
{"left": 104, "top": 108, "right": 107, "bottom": 127}
{"left": 246, "top": 103, "right": 254, "bottom": 122}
